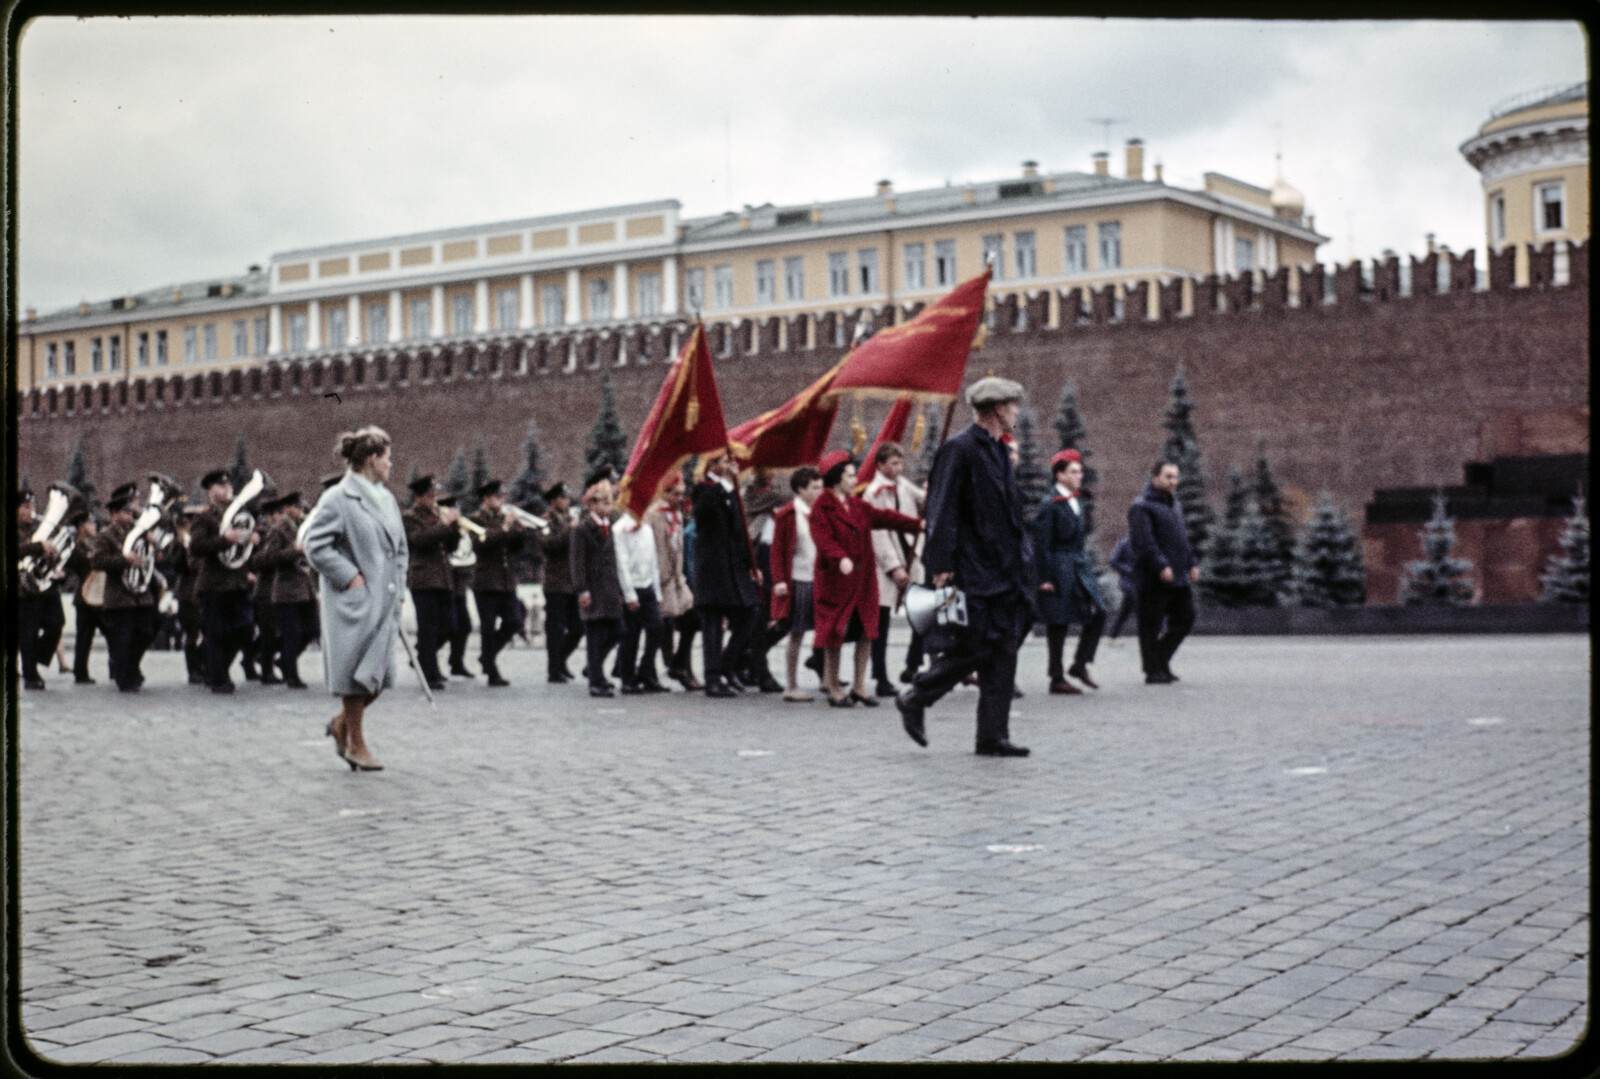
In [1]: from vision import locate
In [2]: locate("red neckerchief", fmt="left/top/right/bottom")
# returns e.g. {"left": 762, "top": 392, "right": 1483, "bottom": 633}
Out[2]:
{"left": 592, "top": 513, "right": 610, "bottom": 539}
{"left": 1052, "top": 488, "right": 1080, "bottom": 504}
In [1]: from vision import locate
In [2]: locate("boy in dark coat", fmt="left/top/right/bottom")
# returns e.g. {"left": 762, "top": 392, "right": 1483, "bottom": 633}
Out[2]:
{"left": 691, "top": 451, "right": 761, "bottom": 698}
{"left": 571, "top": 480, "right": 625, "bottom": 697}
{"left": 1032, "top": 450, "right": 1107, "bottom": 693}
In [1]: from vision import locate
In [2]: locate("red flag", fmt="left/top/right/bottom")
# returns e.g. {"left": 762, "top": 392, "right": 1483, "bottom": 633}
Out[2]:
{"left": 825, "top": 270, "right": 990, "bottom": 402}
{"left": 727, "top": 356, "right": 846, "bottom": 471}
{"left": 616, "top": 324, "right": 730, "bottom": 522}
{"left": 854, "top": 395, "right": 915, "bottom": 491}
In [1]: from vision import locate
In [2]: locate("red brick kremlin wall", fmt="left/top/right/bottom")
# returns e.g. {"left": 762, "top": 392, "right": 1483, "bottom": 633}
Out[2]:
{"left": 16, "top": 244, "right": 1589, "bottom": 602}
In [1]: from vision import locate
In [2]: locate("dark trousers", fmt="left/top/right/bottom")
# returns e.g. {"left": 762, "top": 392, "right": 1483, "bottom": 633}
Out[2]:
{"left": 275, "top": 601, "right": 316, "bottom": 684}
{"left": 1046, "top": 608, "right": 1107, "bottom": 679}
{"left": 872, "top": 605, "right": 926, "bottom": 685}
{"left": 178, "top": 597, "right": 205, "bottom": 681}
{"left": 73, "top": 598, "right": 103, "bottom": 680}
{"left": 252, "top": 596, "right": 280, "bottom": 679}
{"left": 410, "top": 589, "right": 454, "bottom": 683}
{"left": 1136, "top": 583, "right": 1196, "bottom": 675}
{"left": 907, "top": 593, "right": 1028, "bottom": 744}
{"left": 735, "top": 541, "right": 777, "bottom": 681}
{"left": 1108, "top": 584, "right": 1138, "bottom": 639}
{"left": 474, "top": 591, "right": 517, "bottom": 673}
{"left": 18, "top": 591, "right": 64, "bottom": 682}
{"left": 102, "top": 606, "right": 156, "bottom": 690}
{"left": 544, "top": 590, "right": 583, "bottom": 677}
{"left": 584, "top": 617, "right": 622, "bottom": 690}
{"left": 201, "top": 590, "right": 254, "bottom": 688}
{"left": 448, "top": 591, "right": 472, "bottom": 671}
{"left": 618, "top": 587, "right": 664, "bottom": 686}
{"left": 666, "top": 612, "right": 698, "bottom": 674}
{"left": 699, "top": 604, "right": 755, "bottom": 685}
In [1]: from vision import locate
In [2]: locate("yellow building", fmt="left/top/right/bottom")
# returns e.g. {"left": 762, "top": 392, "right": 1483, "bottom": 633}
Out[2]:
{"left": 1460, "top": 81, "right": 1589, "bottom": 287}
{"left": 16, "top": 140, "right": 1325, "bottom": 392}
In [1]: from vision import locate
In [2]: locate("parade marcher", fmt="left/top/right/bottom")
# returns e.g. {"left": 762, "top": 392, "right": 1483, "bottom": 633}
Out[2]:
{"left": 895, "top": 376, "right": 1033, "bottom": 757}
{"left": 88, "top": 483, "right": 158, "bottom": 692}
{"left": 692, "top": 450, "right": 762, "bottom": 698}
{"left": 258, "top": 493, "right": 317, "bottom": 688}
{"left": 663, "top": 485, "right": 703, "bottom": 689}
{"left": 1107, "top": 536, "right": 1139, "bottom": 641}
{"left": 645, "top": 474, "right": 696, "bottom": 690}
{"left": 736, "top": 468, "right": 786, "bottom": 693}
{"left": 1033, "top": 450, "right": 1107, "bottom": 694}
{"left": 247, "top": 493, "right": 285, "bottom": 684}
{"left": 468, "top": 479, "right": 526, "bottom": 687}
{"left": 1128, "top": 459, "right": 1200, "bottom": 684}
{"left": 188, "top": 469, "right": 261, "bottom": 694}
{"left": 171, "top": 506, "right": 207, "bottom": 684}
{"left": 614, "top": 496, "right": 668, "bottom": 694}
{"left": 401, "top": 474, "right": 460, "bottom": 692}
{"left": 17, "top": 487, "right": 68, "bottom": 691}
{"left": 538, "top": 482, "right": 582, "bottom": 684}
{"left": 440, "top": 493, "right": 475, "bottom": 679}
{"left": 65, "top": 513, "right": 103, "bottom": 685}
{"left": 769, "top": 465, "right": 824, "bottom": 702}
{"left": 864, "top": 441, "right": 927, "bottom": 695}
{"left": 571, "top": 481, "right": 626, "bottom": 698}
{"left": 809, "top": 452, "right": 922, "bottom": 708}
{"left": 304, "top": 426, "right": 408, "bottom": 772}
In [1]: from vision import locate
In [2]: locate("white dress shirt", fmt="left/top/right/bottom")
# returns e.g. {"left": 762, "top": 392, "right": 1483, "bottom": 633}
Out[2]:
{"left": 1055, "top": 483, "right": 1082, "bottom": 517}
{"left": 613, "top": 513, "right": 661, "bottom": 604}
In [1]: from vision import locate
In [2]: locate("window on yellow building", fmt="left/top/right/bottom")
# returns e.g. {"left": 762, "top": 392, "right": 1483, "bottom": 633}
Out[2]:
{"left": 366, "top": 304, "right": 387, "bottom": 344}
{"left": 1536, "top": 182, "right": 1565, "bottom": 233}
{"left": 46, "top": 343, "right": 58, "bottom": 378}
{"left": 497, "top": 288, "right": 519, "bottom": 331}
{"left": 328, "top": 307, "right": 348, "bottom": 348}
{"left": 233, "top": 320, "right": 248, "bottom": 357}
{"left": 184, "top": 327, "right": 198, "bottom": 364}
{"left": 253, "top": 317, "right": 268, "bottom": 355}
{"left": 156, "top": 330, "right": 167, "bottom": 365}
{"left": 1097, "top": 222, "right": 1122, "bottom": 270}
{"left": 756, "top": 260, "right": 775, "bottom": 306}
{"left": 712, "top": 265, "right": 733, "bottom": 310}
{"left": 91, "top": 337, "right": 103, "bottom": 373}
{"left": 1064, "top": 226, "right": 1088, "bottom": 273}
{"left": 784, "top": 257, "right": 804, "bottom": 301}
{"left": 828, "top": 252, "right": 849, "bottom": 296}
{"left": 589, "top": 278, "right": 613, "bottom": 321}
{"left": 541, "top": 284, "right": 564, "bottom": 327}
{"left": 685, "top": 268, "right": 706, "bottom": 312}
{"left": 203, "top": 324, "right": 218, "bottom": 361}
{"left": 109, "top": 337, "right": 121, "bottom": 371}
{"left": 408, "top": 299, "right": 430, "bottom": 340}
{"left": 903, "top": 243, "right": 925, "bottom": 289}
{"left": 934, "top": 240, "right": 956, "bottom": 286}
{"left": 288, "top": 313, "right": 308, "bottom": 352}
{"left": 1014, "top": 231, "right": 1037, "bottom": 278}
{"left": 857, "top": 249, "right": 879, "bottom": 294}
{"left": 63, "top": 341, "right": 75, "bottom": 375}
{"left": 1490, "top": 193, "right": 1507, "bottom": 246}
{"left": 452, "top": 294, "right": 473, "bottom": 335}
{"left": 636, "top": 273, "right": 661, "bottom": 317}
{"left": 136, "top": 333, "right": 149, "bottom": 367}
{"left": 982, "top": 234, "right": 1005, "bottom": 279}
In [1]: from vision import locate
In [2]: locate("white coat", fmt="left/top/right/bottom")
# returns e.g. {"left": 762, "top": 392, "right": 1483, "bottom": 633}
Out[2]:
{"left": 304, "top": 471, "right": 409, "bottom": 696}
{"left": 865, "top": 473, "right": 926, "bottom": 611}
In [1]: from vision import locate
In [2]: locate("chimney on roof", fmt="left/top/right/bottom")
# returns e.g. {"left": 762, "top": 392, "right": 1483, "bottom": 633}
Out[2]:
{"left": 78, "top": 301, "right": 90, "bottom": 315}
{"left": 1153, "top": 161, "right": 1164, "bottom": 183}
{"left": 248, "top": 264, "right": 261, "bottom": 275}
{"left": 1092, "top": 151, "right": 1109, "bottom": 177}
{"left": 1426, "top": 233, "right": 1436, "bottom": 254}
{"left": 876, "top": 179, "right": 893, "bottom": 196}
{"left": 809, "top": 201, "right": 822, "bottom": 223}
{"left": 963, "top": 184, "right": 977, "bottom": 204}
{"left": 1125, "top": 138, "right": 1144, "bottom": 181}
{"left": 1021, "top": 160, "right": 1039, "bottom": 178}
{"left": 24, "top": 307, "right": 36, "bottom": 321}
{"left": 171, "top": 288, "right": 183, "bottom": 302}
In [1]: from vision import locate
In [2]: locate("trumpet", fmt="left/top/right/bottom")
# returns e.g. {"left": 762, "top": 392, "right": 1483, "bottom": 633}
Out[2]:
{"left": 455, "top": 514, "right": 487, "bottom": 539}
{"left": 505, "top": 505, "right": 551, "bottom": 535}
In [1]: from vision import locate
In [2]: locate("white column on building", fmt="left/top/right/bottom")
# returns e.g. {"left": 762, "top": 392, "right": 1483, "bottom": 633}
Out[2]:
{"left": 307, "top": 299, "right": 322, "bottom": 350}
{"left": 268, "top": 304, "right": 284, "bottom": 355}
{"left": 518, "top": 274, "right": 535, "bottom": 330}
{"left": 613, "top": 262, "right": 630, "bottom": 320}
{"left": 430, "top": 285, "right": 445, "bottom": 338}
{"left": 565, "top": 268, "right": 581, "bottom": 326}
{"left": 387, "top": 290, "right": 403, "bottom": 343}
{"left": 1260, "top": 229, "right": 1278, "bottom": 274}
{"left": 474, "top": 279, "right": 490, "bottom": 334}
{"left": 1212, "top": 218, "right": 1228, "bottom": 276}
{"left": 348, "top": 295, "right": 363, "bottom": 345}
{"left": 662, "top": 256, "right": 679, "bottom": 316}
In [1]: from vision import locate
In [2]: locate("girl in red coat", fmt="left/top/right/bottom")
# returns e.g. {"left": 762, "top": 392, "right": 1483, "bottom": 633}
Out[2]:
{"left": 809, "top": 451, "right": 922, "bottom": 707}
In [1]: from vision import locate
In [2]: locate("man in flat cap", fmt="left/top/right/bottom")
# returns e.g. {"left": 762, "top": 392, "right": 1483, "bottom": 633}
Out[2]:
{"left": 403, "top": 474, "right": 459, "bottom": 691}
{"left": 469, "top": 479, "right": 526, "bottom": 687}
{"left": 538, "top": 481, "right": 583, "bottom": 683}
{"left": 895, "top": 375, "right": 1032, "bottom": 757}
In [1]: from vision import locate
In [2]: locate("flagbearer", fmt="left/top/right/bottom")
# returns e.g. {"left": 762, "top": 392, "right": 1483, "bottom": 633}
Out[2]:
{"left": 403, "top": 474, "right": 459, "bottom": 692}
{"left": 90, "top": 482, "right": 158, "bottom": 692}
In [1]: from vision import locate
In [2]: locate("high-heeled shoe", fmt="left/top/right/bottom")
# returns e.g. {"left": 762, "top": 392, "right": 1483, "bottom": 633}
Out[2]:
{"left": 341, "top": 747, "right": 383, "bottom": 772}
{"left": 849, "top": 692, "right": 880, "bottom": 708}
{"left": 326, "top": 718, "right": 347, "bottom": 761}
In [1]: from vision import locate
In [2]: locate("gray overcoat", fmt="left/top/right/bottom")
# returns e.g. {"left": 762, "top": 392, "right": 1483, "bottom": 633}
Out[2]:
{"left": 304, "top": 472, "right": 409, "bottom": 696}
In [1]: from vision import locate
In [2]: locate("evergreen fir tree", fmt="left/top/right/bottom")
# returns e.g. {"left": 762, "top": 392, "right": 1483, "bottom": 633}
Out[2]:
{"left": 444, "top": 447, "right": 475, "bottom": 515}
{"left": 1201, "top": 500, "right": 1278, "bottom": 608}
{"left": 1250, "top": 443, "right": 1296, "bottom": 599}
{"left": 1221, "top": 467, "right": 1250, "bottom": 531}
{"left": 1539, "top": 493, "right": 1589, "bottom": 603}
{"left": 584, "top": 372, "right": 630, "bottom": 487}
{"left": 1235, "top": 503, "right": 1281, "bottom": 607}
{"left": 1399, "top": 491, "right": 1475, "bottom": 606}
{"left": 1051, "top": 380, "right": 1098, "bottom": 533}
{"left": 64, "top": 436, "right": 96, "bottom": 508}
{"left": 1012, "top": 404, "right": 1051, "bottom": 519}
{"left": 469, "top": 441, "right": 492, "bottom": 509}
{"left": 1159, "top": 366, "right": 1212, "bottom": 553}
{"left": 227, "top": 434, "right": 252, "bottom": 491}
{"left": 508, "top": 417, "right": 550, "bottom": 512}
{"left": 1290, "top": 491, "right": 1366, "bottom": 607}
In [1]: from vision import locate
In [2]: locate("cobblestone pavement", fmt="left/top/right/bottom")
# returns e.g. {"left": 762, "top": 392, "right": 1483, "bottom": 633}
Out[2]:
{"left": 14, "top": 634, "right": 1589, "bottom": 1065}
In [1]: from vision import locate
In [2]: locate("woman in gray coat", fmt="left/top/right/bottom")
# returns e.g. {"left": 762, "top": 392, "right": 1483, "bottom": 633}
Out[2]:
{"left": 304, "top": 426, "right": 409, "bottom": 771}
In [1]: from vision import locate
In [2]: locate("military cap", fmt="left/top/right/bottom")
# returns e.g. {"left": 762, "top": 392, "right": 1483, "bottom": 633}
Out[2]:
{"left": 543, "top": 481, "right": 569, "bottom": 502}
{"left": 476, "top": 479, "right": 504, "bottom": 499}
{"left": 319, "top": 471, "right": 343, "bottom": 491}
{"left": 107, "top": 482, "right": 140, "bottom": 513}
{"left": 200, "top": 469, "right": 230, "bottom": 490}
{"left": 964, "top": 375, "right": 1025, "bottom": 408}
{"left": 437, "top": 494, "right": 459, "bottom": 508}
{"left": 409, "top": 474, "right": 438, "bottom": 497}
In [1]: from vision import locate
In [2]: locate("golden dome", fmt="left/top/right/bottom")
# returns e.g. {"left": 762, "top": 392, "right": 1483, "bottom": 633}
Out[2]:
{"left": 1270, "top": 157, "right": 1305, "bottom": 219}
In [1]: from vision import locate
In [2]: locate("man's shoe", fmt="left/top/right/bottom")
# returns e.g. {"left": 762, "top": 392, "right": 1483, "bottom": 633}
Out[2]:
{"left": 641, "top": 680, "right": 671, "bottom": 694}
{"left": 849, "top": 692, "right": 881, "bottom": 708}
{"left": 975, "top": 738, "right": 1030, "bottom": 757}
{"left": 24, "top": 678, "right": 45, "bottom": 691}
{"left": 1067, "top": 664, "right": 1099, "bottom": 689}
{"left": 874, "top": 680, "right": 897, "bottom": 698}
{"left": 725, "top": 672, "right": 750, "bottom": 693}
{"left": 243, "top": 667, "right": 260, "bottom": 682}
{"left": 895, "top": 691, "right": 927, "bottom": 747}
{"left": 827, "top": 693, "right": 857, "bottom": 708}
{"left": 589, "top": 684, "right": 615, "bottom": 698}
{"left": 284, "top": 676, "right": 308, "bottom": 689}
{"left": 260, "top": 672, "right": 283, "bottom": 686}
{"left": 755, "top": 673, "right": 783, "bottom": 693}
{"left": 1049, "top": 679, "right": 1082, "bottom": 695}
{"left": 1164, "top": 668, "right": 1180, "bottom": 682}
{"left": 451, "top": 665, "right": 475, "bottom": 679}
{"left": 427, "top": 678, "right": 448, "bottom": 691}
{"left": 74, "top": 676, "right": 95, "bottom": 685}
{"left": 117, "top": 683, "right": 140, "bottom": 693}
{"left": 898, "top": 667, "right": 920, "bottom": 685}
{"left": 487, "top": 672, "right": 511, "bottom": 687}
{"left": 1145, "top": 671, "right": 1176, "bottom": 684}
{"left": 187, "top": 671, "right": 206, "bottom": 685}
{"left": 210, "top": 683, "right": 235, "bottom": 694}
{"left": 705, "top": 680, "right": 737, "bottom": 698}
{"left": 620, "top": 682, "right": 646, "bottom": 695}
{"left": 549, "top": 672, "right": 571, "bottom": 684}
{"left": 1013, "top": 685, "right": 1025, "bottom": 699}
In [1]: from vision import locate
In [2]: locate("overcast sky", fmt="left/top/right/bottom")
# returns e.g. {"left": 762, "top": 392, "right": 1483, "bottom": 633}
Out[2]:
{"left": 16, "top": 16, "right": 1588, "bottom": 313}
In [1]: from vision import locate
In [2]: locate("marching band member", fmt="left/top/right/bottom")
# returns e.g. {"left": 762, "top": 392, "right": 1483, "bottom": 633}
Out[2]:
{"left": 65, "top": 511, "right": 103, "bottom": 685}
{"left": 256, "top": 493, "right": 317, "bottom": 689}
{"left": 538, "top": 482, "right": 581, "bottom": 684}
{"left": 171, "top": 505, "right": 207, "bottom": 684}
{"left": 188, "top": 468, "right": 260, "bottom": 694}
{"left": 247, "top": 491, "right": 285, "bottom": 684}
{"left": 16, "top": 487, "right": 66, "bottom": 691}
{"left": 402, "top": 475, "right": 459, "bottom": 692}
{"left": 88, "top": 482, "right": 157, "bottom": 692}
{"left": 440, "top": 493, "right": 475, "bottom": 679}
{"left": 468, "top": 479, "right": 525, "bottom": 687}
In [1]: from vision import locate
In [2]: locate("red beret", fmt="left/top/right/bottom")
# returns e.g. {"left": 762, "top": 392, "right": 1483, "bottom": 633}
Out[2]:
{"left": 1051, "top": 449, "right": 1082, "bottom": 469}
{"left": 818, "top": 450, "right": 853, "bottom": 476}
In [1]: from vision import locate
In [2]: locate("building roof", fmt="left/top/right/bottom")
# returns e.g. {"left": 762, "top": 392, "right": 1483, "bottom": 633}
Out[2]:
{"left": 1488, "top": 81, "right": 1589, "bottom": 122}
{"left": 35, "top": 269, "right": 269, "bottom": 323}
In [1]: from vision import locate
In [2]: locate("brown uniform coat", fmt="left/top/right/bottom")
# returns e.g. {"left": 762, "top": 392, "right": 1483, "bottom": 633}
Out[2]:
{"left": 255, "top": 516, "right": 318, "bottom": 605}
{"left": 538, "top": 510, "right": 574, "bottom": 595}
{"left": 468, "top": 508, "right": 524, "bottom": 594}
{"left": 189, "top": 503, "right": 253, "bottom": 594}
{"left": 89, "top": 519, "right": 157, "bottom": 610}
{"left": 403, "top": 504, "right": 458, "bottom": 593}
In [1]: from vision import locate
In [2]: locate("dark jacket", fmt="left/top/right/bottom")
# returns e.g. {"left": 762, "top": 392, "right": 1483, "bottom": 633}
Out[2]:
{"left": 1108, "top": 537, "right": 1138, "bottom": 592}
{"left": 468, "top": 507, "right": 524, "bottom": 594}
{"left": 1127, "top": 483, "right": 1197, "bottom": 586}
{"left": 922, "top": 422, "right": 1027, "bottom": 598}
{"left": 539, "top": 510, "right": 575, "bottom": 595}
{"left": 189, "top": 503, "right": 254, "bottom": 594}
{"left": 691, "top": 478, "right": 758, "bottom": 609}
{"left": 249, "top": 515, "right": 282, "bottom": 603}
{"left": 89, "top": 519, "right": 156, "bottom": 610}
{"left": 569, "top": 513, "right": 625, "bottom": 622}
{"left": 1031, "top": 493, "right": 1105, "bottom": 626}
{"left": 255, "top": 516, "right": 317, "bottom": 605}
{"left": 403, "top": 505, "right": 458, "bottom": 593}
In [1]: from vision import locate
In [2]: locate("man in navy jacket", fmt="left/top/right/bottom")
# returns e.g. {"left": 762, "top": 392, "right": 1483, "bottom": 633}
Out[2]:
{"left": 895, "top": 376, "right": 1032, "bottom": 757}
{"left": 1126, "top": 459, "right": 1199, "bottom": 684}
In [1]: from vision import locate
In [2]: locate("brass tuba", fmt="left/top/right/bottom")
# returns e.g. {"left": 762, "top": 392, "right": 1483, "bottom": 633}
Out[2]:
{"left": 219, "top": 469, "right": 268, "bottom": 570}
{"left": 121, "top": 473, "right": 182, "bottom": 594}
{"left": 448, "top": 513, "right": 484, "bottom": 568}
{"left": 19, "top": 483, "right": 84, "bottom": 595}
